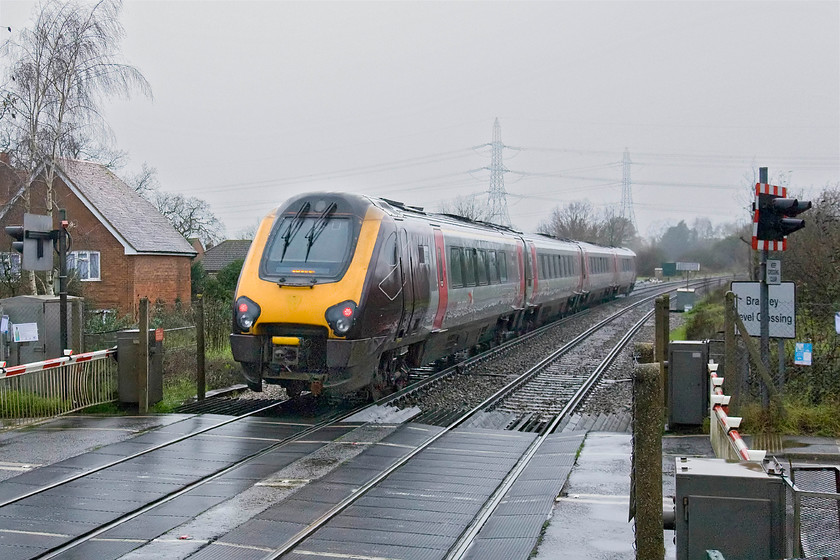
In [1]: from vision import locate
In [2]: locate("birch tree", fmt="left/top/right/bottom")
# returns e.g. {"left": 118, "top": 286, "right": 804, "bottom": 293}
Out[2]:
{"left": 152, "top": 191, "right": 225, "bottom": 249}
{"left": 1, "top": 0, "right": 150, "bottom": 293}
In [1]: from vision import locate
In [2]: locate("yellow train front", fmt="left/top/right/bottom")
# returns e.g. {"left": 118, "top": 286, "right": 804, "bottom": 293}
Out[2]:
{"left": 230, "top": 192, "right": 410, "bottom": 398}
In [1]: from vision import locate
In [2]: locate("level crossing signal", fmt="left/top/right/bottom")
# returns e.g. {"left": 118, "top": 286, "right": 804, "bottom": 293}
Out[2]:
{"left": 4, "top": 213, "right": 55, "bottom": 271}
{"left": 751, "top": 183, "right": 812, "bottom": 251}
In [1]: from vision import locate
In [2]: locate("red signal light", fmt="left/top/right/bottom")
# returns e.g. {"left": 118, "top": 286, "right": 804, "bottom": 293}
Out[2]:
{"left": 238, "top": 302, "right": 249, "bottom": 313}
{"left": 342, "top": 306, "right": 353, "bottom": 317}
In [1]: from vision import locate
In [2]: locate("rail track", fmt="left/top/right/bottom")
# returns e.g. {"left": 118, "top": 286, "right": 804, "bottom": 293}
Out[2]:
{"left": 0, "top": 278, "right": 724, "bottom": 560}
{"left": 214, "top": 278, "right": 721, "bottom": 560}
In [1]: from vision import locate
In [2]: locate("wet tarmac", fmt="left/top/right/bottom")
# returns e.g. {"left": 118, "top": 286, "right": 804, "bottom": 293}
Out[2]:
{"left": 0, "top": 415, "right": 192, "bottom": 482}
{"left": 533, "top": 432, "right": 840, "bottom": 560}
{"left": 1, "top": 415, "right": 839, "bottom": 560}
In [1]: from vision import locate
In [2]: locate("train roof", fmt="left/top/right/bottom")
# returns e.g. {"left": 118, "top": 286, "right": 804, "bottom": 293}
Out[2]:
{"left": 275, "top": 192, "right": 635, "bottom": 255}
{"left": 369, "top": 195, "right": 524, "bottom": 236}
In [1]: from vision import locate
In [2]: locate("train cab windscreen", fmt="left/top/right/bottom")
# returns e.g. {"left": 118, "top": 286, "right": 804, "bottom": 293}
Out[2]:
{"left": 261, "top": 214, "right": 353, "bottom": 282}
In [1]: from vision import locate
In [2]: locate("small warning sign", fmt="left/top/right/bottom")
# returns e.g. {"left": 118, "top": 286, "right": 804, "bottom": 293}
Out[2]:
{"left": 794, "top": 342, "right": 812, "bottom": 366}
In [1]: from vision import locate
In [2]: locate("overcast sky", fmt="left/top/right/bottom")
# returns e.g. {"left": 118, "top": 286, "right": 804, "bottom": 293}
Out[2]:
{"left": 2, "top": 0, "right": 838, "bottom": 240}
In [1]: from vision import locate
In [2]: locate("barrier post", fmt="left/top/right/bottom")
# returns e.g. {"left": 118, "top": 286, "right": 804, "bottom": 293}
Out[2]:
{"left": 137, "top": 297, "right": 149, "bottom": 414}
{"left": 196, "top": 296, "right": 206, "bottom": 401}
{"left": 655, "top": 295, "right": 670, "bottom": 410}
{"left": 632, "top": 362, "right": 664, "bottom": 560}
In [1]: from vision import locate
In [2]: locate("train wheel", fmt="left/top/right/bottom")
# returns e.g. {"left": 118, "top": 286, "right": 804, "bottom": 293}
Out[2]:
{"left": 283, "top": 380, "right": 307, "bottom": 399}
{"left": 241, "top": 362, "right": 263, "bottom": 392}
{"left": 368, "top": 382, "right": 386, "bottom": 402}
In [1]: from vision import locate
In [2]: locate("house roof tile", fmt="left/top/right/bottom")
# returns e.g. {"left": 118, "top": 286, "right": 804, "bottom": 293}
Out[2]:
{"left": 60, "top": 160, "right": 196, "bottom": 256}
{"left": 201, "top": 239, "right": 252, "bottom": 273}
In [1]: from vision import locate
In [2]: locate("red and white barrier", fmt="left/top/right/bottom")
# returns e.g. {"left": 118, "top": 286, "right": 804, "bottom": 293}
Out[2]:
{"left": 709, "top": 361, "right": 766, "bottom": 462}
{"left": 0, "top": 347, "right": 116, "bottom": 379}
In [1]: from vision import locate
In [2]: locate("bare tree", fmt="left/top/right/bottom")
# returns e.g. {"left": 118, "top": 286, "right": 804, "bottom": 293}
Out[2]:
{"left": 598, "top": 206, "right": 637, "bottom": 247}
{"left": 538, "top": 200, "right": 600, "bottom": 242}
{"left": 236, "top": 220, "right": 262, "bottom": 240}
{"left": 152, "top": 191, "right": 225, "bottom": 249}
{"left": 122, "top": 163, "right": 226, "bottom": 246}
{"left": 438, "top": 195, "right": 490, "bottom": 222}
{"left": 1, "top": 0, "right": 150, "bottom": 293}
{"left": 124, "top": 161, "right": 160, "bottom": 196}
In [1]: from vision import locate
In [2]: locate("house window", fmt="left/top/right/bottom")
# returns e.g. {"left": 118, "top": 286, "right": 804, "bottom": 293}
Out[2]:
{"left": 0, "top": 253, "right": 21, "bottom": 278}
{"left": 68, "top": 251, "right": 101, "bottom": 281}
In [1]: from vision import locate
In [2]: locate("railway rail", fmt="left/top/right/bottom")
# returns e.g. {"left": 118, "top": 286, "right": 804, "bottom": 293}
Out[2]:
{"left": 0, "top": 278, "right": 722, "bottom": 560}
{"left": 212, "top": 278, "right": 718, "bottom": 560}
{"left": 0, "top": 399, "right": 364, "bottom": 559}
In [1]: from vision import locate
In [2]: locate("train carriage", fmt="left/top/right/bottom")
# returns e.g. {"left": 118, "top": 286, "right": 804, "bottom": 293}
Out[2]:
{"left": 231, "top": 192, "right": 636, "bottom": 399}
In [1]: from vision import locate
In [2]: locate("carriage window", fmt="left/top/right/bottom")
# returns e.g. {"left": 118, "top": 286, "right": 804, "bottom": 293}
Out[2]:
{"left": 476, "top": 250, "right": 488, "bottom": 285}
{"left": 498, "top": 251, "right": 508, "bottom": 282}
{"left": 464, "top": 248, "right": 477, "bottom": 286}
{"left": 487, "top": 251, "right": 498, "bottom": 283}
{"left": 449, "top": 247, "right": 464, "bottom": 288}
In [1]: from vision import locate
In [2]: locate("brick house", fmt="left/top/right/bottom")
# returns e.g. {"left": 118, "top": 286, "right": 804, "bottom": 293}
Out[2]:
{"left": 0, "top": 157, "right": 196, "bottom": 316}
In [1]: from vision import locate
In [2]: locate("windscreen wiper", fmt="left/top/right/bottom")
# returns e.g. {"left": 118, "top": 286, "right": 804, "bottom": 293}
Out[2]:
{"left": 279, "top": 202, "right": 310, "bottom": 261}
{"left": 304, "top": 202, "right": 337, "bottom": 261}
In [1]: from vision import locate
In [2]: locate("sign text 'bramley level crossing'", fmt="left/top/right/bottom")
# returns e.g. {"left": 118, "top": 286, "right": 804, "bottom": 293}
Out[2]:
{"left": 730, "top": 281, "right": 796, "bottom": 339}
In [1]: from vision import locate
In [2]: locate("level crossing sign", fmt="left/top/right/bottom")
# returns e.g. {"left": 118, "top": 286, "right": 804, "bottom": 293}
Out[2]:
{"left": 730, "top": 281, "right": 796, "bottom": 339}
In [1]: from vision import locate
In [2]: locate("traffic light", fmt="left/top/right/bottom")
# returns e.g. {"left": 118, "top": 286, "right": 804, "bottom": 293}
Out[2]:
{"left": 4, "top": 225, "right": 24, "bottom": 255}
{"left": 752, "top": 183, "right": 812, "bottom": 251}
{"left": 3, "top": 213, "right": 55, "bottom": 270}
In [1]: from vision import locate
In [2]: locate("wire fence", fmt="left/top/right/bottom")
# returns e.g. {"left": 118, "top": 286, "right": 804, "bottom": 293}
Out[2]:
{"left": 0, "top": 298, "right": 239, "bottom": 431}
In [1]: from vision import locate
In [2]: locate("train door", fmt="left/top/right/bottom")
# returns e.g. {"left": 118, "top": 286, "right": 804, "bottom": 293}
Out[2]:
{"left": 432, "top": 229, "right": 448, "bottom": 331}
{"left": 397, "top": 228, "right": 415, "bottom": 338}
{"left": 514, "top": 243, "right": 525, "bottom": 309}
{"left": 528, "top": 241, "right": 539, "bottom": 306}
{"left": 578, "top": 246, "right": 590, "bottom": 301}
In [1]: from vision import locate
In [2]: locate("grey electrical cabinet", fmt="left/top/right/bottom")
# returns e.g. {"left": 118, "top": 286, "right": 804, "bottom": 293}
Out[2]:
{"left": 668, "top": 340, "right": 709, "bottom": 426}
{"left": 676, "top": 288, "right": 697, "bottom": 312}
{"left": 0, "top": 295, "right": 84, "bottom": 365}
{"left": 675, "top": 457, "right": 789, "bottom": 560}
{"left": 116, "top": 329, "right": 163, "bottom": 405}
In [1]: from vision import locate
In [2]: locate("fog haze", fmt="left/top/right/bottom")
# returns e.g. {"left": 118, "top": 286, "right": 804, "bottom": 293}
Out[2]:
{"left": 2, "top": 0, "right": 838, "bottom": 240}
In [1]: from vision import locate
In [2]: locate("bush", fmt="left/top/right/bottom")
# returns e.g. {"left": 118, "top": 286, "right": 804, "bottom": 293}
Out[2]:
{"left": 740, "top": 397, "right": 840, "bottom": 437}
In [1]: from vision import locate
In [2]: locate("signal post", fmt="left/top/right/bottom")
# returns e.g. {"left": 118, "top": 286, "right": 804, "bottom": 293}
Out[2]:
{"left": 750, "top": 167, "right": 811, "bottom": 406}
{"left": 4, "top": 211, "right": 71, "bottom": 352}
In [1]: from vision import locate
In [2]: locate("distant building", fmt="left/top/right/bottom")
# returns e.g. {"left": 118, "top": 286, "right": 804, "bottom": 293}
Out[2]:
{"left": 0, "top": 158, "right": 197, "bottom": 316}
{"left": 200, "top": 239, "right": 252, "bottom": 276}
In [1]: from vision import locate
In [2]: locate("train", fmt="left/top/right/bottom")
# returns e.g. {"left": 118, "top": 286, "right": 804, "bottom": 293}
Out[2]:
{"left": 230, "top": 192, "right": 636, "bottom": 399}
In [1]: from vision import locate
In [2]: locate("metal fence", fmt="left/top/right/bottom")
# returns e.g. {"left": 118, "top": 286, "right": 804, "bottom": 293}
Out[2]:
{"left": 0, "top": 349, "right": 117, "bottom": 431}
{"left": 791, "top": 466, "right": 840, "bottom": 557}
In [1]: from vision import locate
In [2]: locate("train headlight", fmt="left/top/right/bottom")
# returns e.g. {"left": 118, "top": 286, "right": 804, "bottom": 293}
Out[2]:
{"left": 234, "top": 296, "right": 261, "bottom": 332}
{"left": 325, "top": 300, "right": 357, "bottom": 336}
